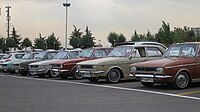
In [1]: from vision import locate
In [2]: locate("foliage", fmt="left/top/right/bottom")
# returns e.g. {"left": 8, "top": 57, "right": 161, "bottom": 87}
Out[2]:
{"left": 21, "top": 38, "right": 32, "bottom": 49}
{"left": 46, "top": 33, "right": 61, "bottom": 50}
{"left": 81, "top": 26, "right": 96, "bottom": 48}
{"left": 131, "top": 30, "right": 140, "bottom": 42}
{"left": 69, "top": 25, "right": 83, "bottom": 48}
{"left": 10, "top": 26, "right": 22, "bottom": 49}
{"left": 0, "top": 36, "right": 7, "bottom": 52}
{"left": 107, "top": 32, "right": 126, "bottom": 47}
{"left": 33, "top": 33, "right": 46, "bottom": 50}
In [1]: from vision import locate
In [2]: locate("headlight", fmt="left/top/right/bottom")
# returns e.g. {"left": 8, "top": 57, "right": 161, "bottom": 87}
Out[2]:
{"left": 60, "top": 64, "right": 63, "bottom": 68}
{"left": 156, "top": 68, "right": 163, "bottom": 73}
{"left": 130, "top": 66, "right": 136, "bottom": 73}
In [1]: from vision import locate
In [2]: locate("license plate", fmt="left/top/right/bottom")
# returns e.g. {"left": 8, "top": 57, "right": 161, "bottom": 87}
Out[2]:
{"left": 141, "top": 78, "right": 154, "bottom": 83}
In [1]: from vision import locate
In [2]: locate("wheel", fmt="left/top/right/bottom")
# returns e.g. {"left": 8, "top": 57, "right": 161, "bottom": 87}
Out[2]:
{"left": 173, "top": 72, "right": 190, "bottom": 89}
{"left": 106, "top": 69, "right": 121, "bottom": 83}
{"left": 49, "top": 71, "right": 59, "bottom": 78}
{"left": 73, "top": 72, "right": 83, "bottom": 80}
{"left": 141, "top": 82, "right": 154, "bottom": 87}
{"left": 88, "top": 77, "right": 99, "bottom": 82}
{"left": 38, "top": 74, "right": 45, "bottom": 78}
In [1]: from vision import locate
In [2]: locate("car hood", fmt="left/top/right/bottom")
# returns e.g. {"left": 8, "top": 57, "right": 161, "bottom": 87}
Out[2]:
{"left": 50, "top": 58, "right": 91, "bottom": 65}
{"left": 78, "top": 57, "right": 129, "bottom": 65}
{"left": 30, "top": 59, "right": 61, "bottom": 66}
{"left": 131, "top": 57, "right": 193, "bottom": 68}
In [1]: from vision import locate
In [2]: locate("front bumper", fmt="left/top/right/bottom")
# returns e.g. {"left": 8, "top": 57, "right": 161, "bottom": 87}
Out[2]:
{"left": 51, "top": 68, "right": 70, "bottom": 76}
{"left": 76, "top": 69, "right": 105, "bottom": 78}
{"left": 29, "top": 68, "right": 49, "bottom": 75}
{"left": 129, "top": 73, "right": 172, "bottom": 83}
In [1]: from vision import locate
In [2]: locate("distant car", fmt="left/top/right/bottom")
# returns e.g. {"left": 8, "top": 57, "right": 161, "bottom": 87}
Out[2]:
{"left": 77, "top": 42, "right": 167, "bottom": 83}
{"left": 13, "top": 52, "right": 39, "bottom": 73}
{"left": 28, "top": 49, "right": 81, "bottom": 78}
{"left": 130, "top": 42, "right": 200, "bottom": 89}
{"left": 0, "top": 52, "right": 26, "bottom": 72}
{"left": 50, "top": 47, "right": 113, "bottom": 80}
{"left": 17, "top": 50, "right": 58, "bottom": 76}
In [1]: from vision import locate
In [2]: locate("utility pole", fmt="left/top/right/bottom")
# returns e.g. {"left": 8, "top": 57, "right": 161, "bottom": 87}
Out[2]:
{"left": 5, "top": 5, "right": 11, "bottom": 38}
{"left": 63, "top": 0, "right": 71, "bottom": 49}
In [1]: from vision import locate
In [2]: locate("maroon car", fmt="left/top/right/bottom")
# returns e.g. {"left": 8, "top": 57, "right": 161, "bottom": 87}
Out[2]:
{"left": 130, "top": 42, "right": 200, "bottom": 89}
{"left": 50, "top": 47, "right": 113, "bottom": 79}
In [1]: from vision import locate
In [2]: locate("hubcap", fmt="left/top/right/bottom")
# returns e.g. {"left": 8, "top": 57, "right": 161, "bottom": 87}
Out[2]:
{"left": 176, "top": 73, "right": 188, "bottom": 88}
{"left": 109, "top": 70, "right": 120, "bottom": 82}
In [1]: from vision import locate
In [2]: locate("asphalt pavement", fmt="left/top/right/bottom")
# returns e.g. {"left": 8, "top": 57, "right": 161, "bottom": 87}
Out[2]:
{"left": 0, "top": 73, "right": 200, "bottom": 112}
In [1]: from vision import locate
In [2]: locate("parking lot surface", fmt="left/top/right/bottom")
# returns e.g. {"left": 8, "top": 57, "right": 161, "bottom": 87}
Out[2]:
{"left": 1, "top": 73, "right": 200, "bottom": 112}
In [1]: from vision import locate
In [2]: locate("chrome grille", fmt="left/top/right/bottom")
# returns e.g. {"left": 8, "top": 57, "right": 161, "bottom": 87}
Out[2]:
{"left": 136, "top": 67, "right": 156, "bottom": 72}
{"left": 80, "top": 65, "right": 93, "bottom": 69}
{"left": 51, "top": 64, "right": 61, "bottom": 68}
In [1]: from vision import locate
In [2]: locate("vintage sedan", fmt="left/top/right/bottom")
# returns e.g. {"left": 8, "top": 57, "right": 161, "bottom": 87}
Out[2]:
{"left": 76, "top": 42, "right": 167, "bottom": 83}
{"left": 50, "top": 47, "right": 113, "bottom": 79}
{"left": 0, "top": 52, "right": 25, "bottom": 73}
{"left": 18, "top": 50, "right": 58, "bottom": 76}
{"left": 13, "top": 52, "right": 39, "bottom": 73}
{"left": 130, "top": 42, "right": 200, "bottom": 89}
{"left": 28, "top": 49, "right": 81, "bottom": 78}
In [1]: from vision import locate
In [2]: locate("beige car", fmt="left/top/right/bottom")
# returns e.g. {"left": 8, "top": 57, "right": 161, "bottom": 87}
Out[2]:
{"left": 76, "top": 42, "right": 167, "bottom": 83}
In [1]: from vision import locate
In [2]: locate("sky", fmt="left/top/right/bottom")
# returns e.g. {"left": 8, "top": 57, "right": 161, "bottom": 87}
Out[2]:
{"left": 1, "top": 0, "right": 200, "bottom": 47}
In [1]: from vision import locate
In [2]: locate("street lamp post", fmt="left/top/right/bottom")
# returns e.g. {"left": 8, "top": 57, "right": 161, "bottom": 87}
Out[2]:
{"left": 63, "top": 0, "right": 71, "bottom": 49}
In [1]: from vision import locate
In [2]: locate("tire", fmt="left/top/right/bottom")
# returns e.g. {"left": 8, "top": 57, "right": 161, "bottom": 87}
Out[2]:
{"left": 88, "top": 77, "right": 99, "bottom": 82}
{"left": 49, "top": 71, "right": 59, "bottom": 78}
{"left": 106, "top": 69, "right": 121, "bottom": 83}
{"left": 173, "top": 72, "right": 190, "bottom": 89}
{"left": 141, "top": 82, "right": 154, "bottom": 87}
{"left": 72, "top": 69, "right": 83, "bottom": 80}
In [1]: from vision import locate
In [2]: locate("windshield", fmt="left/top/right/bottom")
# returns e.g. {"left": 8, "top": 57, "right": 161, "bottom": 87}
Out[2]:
{"left": 35, "top": 52, "right": 46, "bottom": 59}
{"left": 21, "top": 53, "right": 32, "bottom": 60}
{"left": 69, "top": 51, "right": 80, "bottom": 58}
{"left": 108, "top": 46, "right": 133, "bottom": 57}
{"left": 163, "top": 44, "right": 197, "bottom": 58}
{"left": 78, "top": 49, "right": 94, "bottom": 58}
{"left": 53, "top": 51, "right": 69, "bottom": 59}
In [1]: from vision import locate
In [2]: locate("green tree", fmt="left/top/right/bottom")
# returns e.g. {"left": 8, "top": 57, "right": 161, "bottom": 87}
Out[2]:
{"left": 145, "top": 30, "right": 155, "bottom": 41}
{"left": 6, "top": 37, "right": 15, "bottom": 48}
{"left": 0, "top": 36, "right": 7, "bottom": 52}
{"left": 155, "top": 21, "right": 172, "bottom": 47}
{"left": 10, "top": 26, "right": 22, "bottom": 50}
{"left": 131, "top": 30, "right": 140, "bottom": 42}
{"left": 107, "top": 32, "right": 118, "bottom": 47}
{"left": 21, "top": 38, "right": 32, "bottom": 50}
{"left": 69, "top": 25, "right": 83, "bottom": 48}
{"left": 46, "top": 33, "right": 61, "bottom": 50}
{"left": 33, "top": 33, "right": 46, "bottom": 50}
{"left": 81, "top": 26, "right": 96, "bottom": 48}
{"left": 118, "top": 33, "right": 126, "bottom": 43}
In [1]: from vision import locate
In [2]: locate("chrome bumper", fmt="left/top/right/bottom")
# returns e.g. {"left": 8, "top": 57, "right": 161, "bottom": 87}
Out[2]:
{"left": 129, "top": 74, "right": 172, "bottom": 78}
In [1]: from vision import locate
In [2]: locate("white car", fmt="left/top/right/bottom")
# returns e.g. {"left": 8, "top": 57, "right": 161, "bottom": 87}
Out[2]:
{"left": 0, "top": 52, "right": 25, "bottom": 72}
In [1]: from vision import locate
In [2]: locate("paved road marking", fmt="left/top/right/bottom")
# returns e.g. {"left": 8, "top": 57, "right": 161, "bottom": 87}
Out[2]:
{"left": 177, "top": 90, "right": 200, "bottom": 96}
{"left": 1, "top": 74, "right": 200, "bottom": 101}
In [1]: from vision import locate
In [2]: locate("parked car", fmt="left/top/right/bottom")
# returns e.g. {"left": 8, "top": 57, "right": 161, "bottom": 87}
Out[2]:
{"left": 77, "top": 42, "right": 167, "bottom": 83}
{"left": 18, "top": 50, "right": 58, "bottom": 76}
{"left": 28, "top": 49, "right": 81, "bottom": 78}
{"left": 50, "top": 47, "right": 113, "bottom": 79}
{"left": 0, "top": 52, "right": 26, "bottom": 72}
{"left": 130, "top": 42, "right": 200, "bottom": 89}
{"left": 13, "top": 52, "right": 39, "bottom": 73}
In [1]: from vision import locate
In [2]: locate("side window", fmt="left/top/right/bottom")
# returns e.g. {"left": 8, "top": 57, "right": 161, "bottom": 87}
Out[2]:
{"left": 147, "top": 47, "right": 162, "bottom": 57}
{"left": 15, "top": 54, "right": 25, "bottom": 59}
{"left": 47, "top": 52, "right": 57, "bottom": 59}
{"left": 131, "top": 49, "right": 141, "bottom": 58}
{"left": 94, "top": 50, "right": 106, "bottom": 58}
